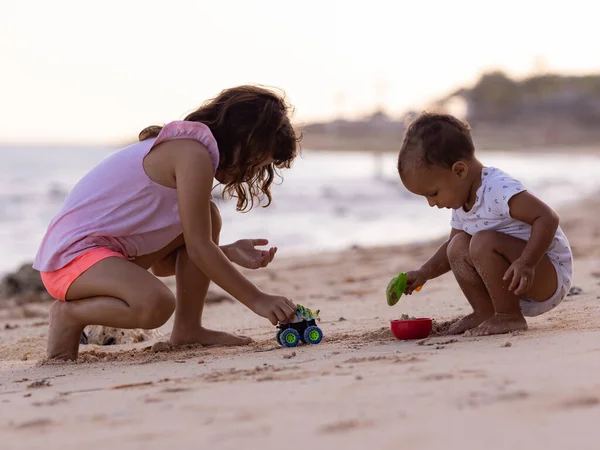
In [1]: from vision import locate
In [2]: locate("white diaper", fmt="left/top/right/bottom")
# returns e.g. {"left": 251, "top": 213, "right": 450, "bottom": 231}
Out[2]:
{"left": 519, "top": 259, "right": 573, "bottom": 317}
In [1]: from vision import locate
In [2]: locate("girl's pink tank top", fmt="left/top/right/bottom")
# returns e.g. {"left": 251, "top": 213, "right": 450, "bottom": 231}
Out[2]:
{"left": 33, "top": 121, "right": 220, "bottom": 272}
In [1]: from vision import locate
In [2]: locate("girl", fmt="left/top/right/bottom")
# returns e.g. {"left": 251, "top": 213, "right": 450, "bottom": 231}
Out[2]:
{"left": 397, "top": 113, "right": 573, "bottom": 336}
{"left": 34, "top": 85, "right": 300, "bottom": 360}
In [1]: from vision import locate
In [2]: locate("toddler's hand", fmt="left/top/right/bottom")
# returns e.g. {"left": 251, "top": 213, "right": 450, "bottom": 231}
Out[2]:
{"left": 249, "top": 293, "right": 296, "bottom": 325}
{"left": 405, "top": 269, "right": 428, "bottom": 294}
{"left": 504, "top": 258, "right": 535, "bottom": 296}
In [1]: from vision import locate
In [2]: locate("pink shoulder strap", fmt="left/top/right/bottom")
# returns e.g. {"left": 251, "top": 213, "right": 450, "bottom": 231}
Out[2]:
{"left": 153, "top": 121, "right": 220, "bottom": 174}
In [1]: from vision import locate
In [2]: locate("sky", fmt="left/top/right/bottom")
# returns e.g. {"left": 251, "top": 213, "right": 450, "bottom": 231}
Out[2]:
{"left": 1, "top": 0, "right": 599, "bottom": 143}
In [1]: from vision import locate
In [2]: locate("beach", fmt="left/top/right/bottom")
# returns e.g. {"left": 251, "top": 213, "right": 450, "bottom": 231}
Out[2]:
{"left": 4, "top": 4, "right": 600, "bottom": 448}
{"left": 1, "top": 194, "right": 599, "bottom": 449}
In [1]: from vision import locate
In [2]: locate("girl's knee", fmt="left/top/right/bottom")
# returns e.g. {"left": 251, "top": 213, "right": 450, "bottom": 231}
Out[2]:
{"left": 447, "top": 232, "right": 471, "bottom": 261}
{"left": 469, "top": 230, "right": 500, "bottom": 260}
{"left": 136, "top": 287, "right": 175, "bottom": 329}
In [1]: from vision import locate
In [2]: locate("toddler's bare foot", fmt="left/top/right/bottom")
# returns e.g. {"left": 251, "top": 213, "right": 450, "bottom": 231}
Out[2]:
{"left": 465, "top": 314, "right": 527, "bottom": 337}
{"left": 170, "top": 326, "right": 252, "bottom": 347}
{"left": 47, "top": 300, "right": 85, "bottom": 360}
{"left": 448, "top": 312, "right": 494, "bottom": 335}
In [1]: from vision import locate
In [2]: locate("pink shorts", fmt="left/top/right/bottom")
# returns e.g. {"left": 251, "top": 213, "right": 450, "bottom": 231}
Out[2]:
{"left": 40, "top": 248, "right": 125, "bottom": 301}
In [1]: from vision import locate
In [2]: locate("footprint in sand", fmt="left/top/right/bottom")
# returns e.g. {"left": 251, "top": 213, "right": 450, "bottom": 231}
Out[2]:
{"left": 459, "top": 390, "right": 529, "bottom": 408}
{"left": 109, "top": 381, "right": 154, "bottom": 390}
{"left": 458, "top": 369, "right": 487, "bottom": 379}
{"left": 421, "top": 373, "right": 454, "bottom": 381}
{"left": 344, "top": 355, "right": 422, "bottom": 364}
{"left": 318, "top": 419, "right": 373, "bottom": 434}
{"left": 161, "top": 387, "right": 191, "bottom": 393}
{"left": 32, "top": 397, "right": 69, "bottom": 407}
{"left": 27, "top": 379, "right": 51, "bottom": 389}
{"left": 13, "top": 418, "right": 54, "bottom": 429}
{"left": 559, "top": 395, "right": 600, "bottom": 409}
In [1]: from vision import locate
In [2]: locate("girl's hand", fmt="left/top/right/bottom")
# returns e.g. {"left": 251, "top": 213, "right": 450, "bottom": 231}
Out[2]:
{"left": 405, "top": 268, "right": 429, "bottom": 294}
{"left": 250, "top": 293, "right": 296, "bottom": 325}
{"left": 225, "top": 239, "right": 277, "bottom": 269}
{"left": 503, "top": 258, "right": 535, "bottom": 296}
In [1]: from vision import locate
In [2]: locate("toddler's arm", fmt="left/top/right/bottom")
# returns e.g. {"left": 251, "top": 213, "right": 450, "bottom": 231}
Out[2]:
{"left": 503, "top": 191, "right": 559, "bottom": 294}
{"left": 406, "top": 227, "right": 463, "bottom": 293}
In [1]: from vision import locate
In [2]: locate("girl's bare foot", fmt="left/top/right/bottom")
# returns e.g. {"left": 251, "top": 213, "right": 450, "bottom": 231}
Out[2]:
{"left": 47, "top": 301, "right": 85, "bottom": 360}
{"left": 448, "top": 311, "right": 494, "bottom": 335}
{"left": 465, "top": 314, "right": 528, "bottom": 337}
{"left": 170, "top": 326, "right": 252, "bottom": 347}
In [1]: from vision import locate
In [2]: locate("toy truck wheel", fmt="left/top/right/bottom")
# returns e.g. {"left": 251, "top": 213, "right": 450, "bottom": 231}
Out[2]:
{"left": 280, "top": 329, "right": 300, "bottom": 348}
{"left": 304, "top": 326, "right": 323, "bottom": 344}
{"left": 276, "top": 330, "right": 283, "bottom": 346}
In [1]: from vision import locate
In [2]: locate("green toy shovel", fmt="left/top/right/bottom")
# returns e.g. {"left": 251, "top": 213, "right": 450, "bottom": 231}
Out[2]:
{"left": 386, "top": 272, "right": 422, "bottom": 306}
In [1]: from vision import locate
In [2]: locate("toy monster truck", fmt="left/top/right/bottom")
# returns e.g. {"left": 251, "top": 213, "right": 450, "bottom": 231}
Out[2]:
{"left": 276, "top": 304, "right": 323, "bottom": 348}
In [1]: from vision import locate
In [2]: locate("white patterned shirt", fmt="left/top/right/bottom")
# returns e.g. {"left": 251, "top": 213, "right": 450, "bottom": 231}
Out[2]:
{"left": 450, "top": 167, "right": 573, "bottom": 287}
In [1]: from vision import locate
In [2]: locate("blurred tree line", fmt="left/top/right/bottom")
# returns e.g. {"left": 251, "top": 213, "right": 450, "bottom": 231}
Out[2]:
{"left": 451, "top": 71, "right": 600, "bottom": 125}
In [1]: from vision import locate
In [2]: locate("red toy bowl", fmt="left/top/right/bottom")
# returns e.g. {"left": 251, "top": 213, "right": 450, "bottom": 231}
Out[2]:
{"left": 390, "top": 318, "right": 432, "bottom": 340}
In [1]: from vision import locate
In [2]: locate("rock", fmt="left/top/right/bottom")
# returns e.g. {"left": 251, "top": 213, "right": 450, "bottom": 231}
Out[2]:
{"left": 567, "top": 286, "right": 583, "bottom": 297}
{"left": 14, "top": 291, "right": 52, "bottom": 305}
{"left": 102, "top": 336, "right": 116, "bottom": 346}
{"left": 151, "top": 341, "right": 174, "bottom": 353}
{"left": 83, "top": 326, "right": 163, "bottom": 345}
{"left": 0, "top": 263, "right": 49, "bottom": 301}
{"left": 283, "top": 351, "right": 296, "bottom": 360}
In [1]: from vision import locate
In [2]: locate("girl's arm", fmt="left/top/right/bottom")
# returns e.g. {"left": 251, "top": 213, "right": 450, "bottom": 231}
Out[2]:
{"left": 171, "top": 140, "right": 296, "bottom": 324}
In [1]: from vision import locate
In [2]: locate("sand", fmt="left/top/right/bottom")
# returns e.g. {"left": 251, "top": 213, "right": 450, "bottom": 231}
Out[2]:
{"left": 1, "top": 199, "right": 600, "bottom": 450}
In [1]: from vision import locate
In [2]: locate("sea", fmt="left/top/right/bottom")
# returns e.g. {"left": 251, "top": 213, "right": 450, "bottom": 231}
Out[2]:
{"left": 1, "top": 144, "right": 599, "bottom": 275}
